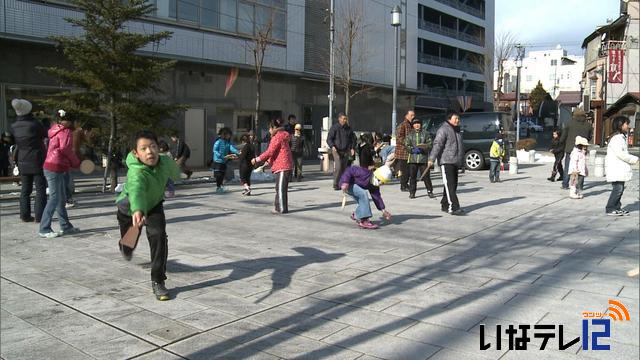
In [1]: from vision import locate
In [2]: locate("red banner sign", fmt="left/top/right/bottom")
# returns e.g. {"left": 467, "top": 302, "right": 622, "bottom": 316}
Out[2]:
{"left": 608, "top": 49, "right": 624, "bottom": 84}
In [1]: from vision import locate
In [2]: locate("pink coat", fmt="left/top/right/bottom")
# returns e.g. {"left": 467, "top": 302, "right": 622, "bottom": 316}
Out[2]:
{"left": 256, "top": 129, "right": 293, "bottom": 173}
{"left": 568, "top": 147, "right": 588, "bottom": 176}
{"left": 43, "top": 124, "right": 80, "bottom": 173}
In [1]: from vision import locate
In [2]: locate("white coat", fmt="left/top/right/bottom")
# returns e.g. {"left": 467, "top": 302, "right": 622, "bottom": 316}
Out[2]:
{"left": 606, "top": 133, "right": 638, "bottom": 182}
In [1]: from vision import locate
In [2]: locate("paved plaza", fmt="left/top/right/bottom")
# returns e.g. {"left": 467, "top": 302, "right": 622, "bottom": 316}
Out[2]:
{"left": 1, "top": 162, "right": 638, "bottom": 359}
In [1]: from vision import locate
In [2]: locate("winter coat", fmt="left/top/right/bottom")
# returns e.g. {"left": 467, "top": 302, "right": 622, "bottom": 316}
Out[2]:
{"left": 339, "top": 166, "right": 385, "bottom": 210}
{"left": 378, "top": 144, "right": 395, "bottom": 164}
{"left": 358, "top": 143, "right": 376, "bottom": 168}
{"left": 43, "top": 123, "right": 80, "bottom": 173}
{"left": 116, "top": 152, "right": 180, "bottom": 215}
{"left": 550, "top": 138, "right": 563, "bottom": 155}
{"left": 568, "top": 147, "right": 588, "bottom": 177}
{"left": 606, "top": 133, "right": 639, "bottom": 182}
{"left": 238, "top": 142, "right": 256, "bottom": 173}
{"left": 290, "top": 134, "right": 305, "bottom": 155}
{"left": 256, "top": 129, "right": 293, "bottom": 173}
{"left": 560, "top": 118, "right": 592, "bottom": 153}
{"left": 405, "top": 129, "right": 432, "bottom": 164}
{"left": 489, "top": 140, "right": 505, "bottom": 160}
{"left": 429, "top": 121, "right": 464, "bottom": 166}
{"left": 394, "top": 119, "right": 413, "bottom": 160}
{"left": 327, "top": 123, "right": 355, "bottom": 152}
{"left": 10, "top": 114, "right": 47, "bottom": 175}
{"left": 213, "top": 138, "right": 239, "bottom": 164}
{"left": 173, "top": 139, "right": 191, "bottom": 159}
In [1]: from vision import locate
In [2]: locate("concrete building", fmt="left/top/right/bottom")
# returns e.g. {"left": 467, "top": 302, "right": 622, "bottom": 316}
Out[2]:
{"left": 1, "top": 0, "right": 494, "bottom": 166}
{"left": 496, "top": 46, "right": 585, "bottom": 98}
{"left": 581, "top": 0, "right": 640, "bottom": 145}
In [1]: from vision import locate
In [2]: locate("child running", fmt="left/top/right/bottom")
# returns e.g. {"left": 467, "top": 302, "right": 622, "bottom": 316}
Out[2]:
{"left": 568, "top": 136, "right": 589, "bottom": 199}
{"left": 116, "top": 130, "right": 180, "bottom": 301}
{"left": 212, "top": 127, "right": 239, "bottom": 193}
{"left": 340, "top": 165, "right": 393, "bottom": 229}
{"left": 251, "top": 119, "right": 293, "bottom": 214}
{"left": 238, "top": 133, "right": 256, "bottom": 196}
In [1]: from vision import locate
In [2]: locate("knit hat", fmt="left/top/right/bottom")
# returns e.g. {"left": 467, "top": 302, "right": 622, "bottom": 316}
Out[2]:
{"left": 411, "top": 118, "right": 422, "bottom": 126}
{"left": 372, "top": 165, "right": 393, "bottom": 186}
{"left": 11, "top": 99, "right": 32, "bottom": 116}
{"left": 575, "top": 136, "right": 589, "bottom": 146}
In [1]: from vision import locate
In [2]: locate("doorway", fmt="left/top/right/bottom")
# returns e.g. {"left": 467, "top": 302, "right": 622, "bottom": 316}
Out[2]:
{"left": 184, "top": 108, "right": 205, "bottom": 168}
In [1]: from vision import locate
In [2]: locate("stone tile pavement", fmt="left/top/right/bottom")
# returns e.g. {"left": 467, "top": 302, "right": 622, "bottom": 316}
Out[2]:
{"left": 1, "top": 163, "right": 638, "bottom": 359}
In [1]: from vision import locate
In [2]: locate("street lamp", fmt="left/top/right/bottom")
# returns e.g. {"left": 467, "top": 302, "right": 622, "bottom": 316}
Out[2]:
{"left": 514, "top": 44, "right": 525, "bottom": 145}
{"left": 461, "top": 72, "right": 467, "bottom": 113}
{"left": 391, "top": 5, "right": 401, "bottom": 138}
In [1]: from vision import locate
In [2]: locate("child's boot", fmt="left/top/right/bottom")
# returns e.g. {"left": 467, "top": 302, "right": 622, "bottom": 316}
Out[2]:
{"left": 569, "top": 186, "right": 580, "bottom": 199}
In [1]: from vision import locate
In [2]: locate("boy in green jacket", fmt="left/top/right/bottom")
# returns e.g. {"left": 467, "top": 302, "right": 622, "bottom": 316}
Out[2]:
{"left": 116, "top": 130, "right": 180, "bottom": 301}
{"left": 405, "top": 119, "right": 433, "bottom": 199}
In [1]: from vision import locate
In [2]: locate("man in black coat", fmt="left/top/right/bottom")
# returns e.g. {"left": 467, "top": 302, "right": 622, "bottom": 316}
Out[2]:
{"left": 327, "top": 113, "right": 356, "bottom": 190}
{"left": 559, "top": 109, "right": 592, "bottom": 189}
{"left": 10, "top": 99, "right": 47, "bottom": 222}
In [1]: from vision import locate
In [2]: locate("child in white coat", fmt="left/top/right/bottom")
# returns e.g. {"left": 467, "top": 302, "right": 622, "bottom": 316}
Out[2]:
{"left": 568, "top": 136, "right": 589, "bottom": 199}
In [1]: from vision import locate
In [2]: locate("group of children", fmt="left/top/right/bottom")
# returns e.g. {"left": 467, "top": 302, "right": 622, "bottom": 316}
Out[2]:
{"left": 547, "top": 129, "right": 590, "bottom": 199}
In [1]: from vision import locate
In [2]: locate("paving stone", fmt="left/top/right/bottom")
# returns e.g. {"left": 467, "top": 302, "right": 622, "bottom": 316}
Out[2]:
{"left": 110, "top": 310, "right": 199, "bottom": 345}
{"left": 166, "top": 330, "right": 279, "bottom": 360}
{"left": 0, "top": 337, "right": 91, "bottom": 360}
{"left": 247, "top": 306, "right": 349, "bottom": 340}
{"left": 84, "top": 335, "right": 157, "bottom": 359}
{"left": 176, "top": 308, "right": 238, "bottom": 331}
{"left": 382, "top": 302, "right": 485, "bottom": 331}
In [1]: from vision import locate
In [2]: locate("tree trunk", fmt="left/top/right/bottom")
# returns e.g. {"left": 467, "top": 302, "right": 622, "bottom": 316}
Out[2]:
{"left": 255, "top": 75, "right": 261, "bottom": 134}
{"left": 102, "top": 96, "right": 116, "bottom": 193}
{"left": 345, "top": 85, "right": 350, "bottom": 117}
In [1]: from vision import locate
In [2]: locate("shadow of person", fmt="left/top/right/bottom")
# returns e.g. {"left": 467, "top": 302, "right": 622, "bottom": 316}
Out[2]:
{"left": 168, "top": 247, "right": 345, "bottom": 302}
{"left": 463, "top": 196, "right": 526, "bottom": 213}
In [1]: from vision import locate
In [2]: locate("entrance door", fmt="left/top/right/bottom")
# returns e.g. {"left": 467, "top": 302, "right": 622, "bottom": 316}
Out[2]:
{"left": 184, "top": 108, "right": 205, "bottom": 168}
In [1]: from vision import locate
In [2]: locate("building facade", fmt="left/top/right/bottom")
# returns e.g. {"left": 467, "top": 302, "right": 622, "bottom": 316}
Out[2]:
{"left": 496, "top": 47, "right": 585, "bottom": 98}
{"left": 1, "top": 0, "right": 494, "bottom": 166}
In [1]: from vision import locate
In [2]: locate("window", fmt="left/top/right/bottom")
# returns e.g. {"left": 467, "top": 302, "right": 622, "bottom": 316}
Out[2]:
{"left": 238, "top": 2, "right": 255, "bottom": 35}
{"left": 560, "top": 74, "right": 564, "bottom": 79}
{"left": 220, "top": 0, "right": 237, "bottom": 32}
{"left": 201, "top": 0, "right": 219, "bottom": 28}
{"left": 526, "top": 75, "right": 532, "bottom": 82}
{"left": 567, "top": 72, "right": 571, "bottom": 80}
{"left": 177, "top": 0, "right": 198, "bottom": 22}
{"left": 590, "top": 81, "right": 597, "bottom": 99}
{"left": 550, "top": 59, "right": 557, "bottom": 66}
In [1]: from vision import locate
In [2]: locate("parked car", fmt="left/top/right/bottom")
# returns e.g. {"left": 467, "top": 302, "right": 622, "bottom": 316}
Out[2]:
{"left": 420, "top": 112, "right": 514, "bottom": 171}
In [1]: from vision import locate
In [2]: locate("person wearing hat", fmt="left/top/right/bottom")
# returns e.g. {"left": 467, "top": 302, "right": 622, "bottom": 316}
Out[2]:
{"left": 605, "top": 116, "right": 638, "bottom": 216}
{"left": 340, "top": 164, "right": 392, "bottom": 229}
{"left": 489, "top": 133, "right": 505, "bottom": 183}
{"left": 405, "top": 118, "right": 434, "bottom": 198}
{"left": 568, "top": 136, "right": 589, "bottom": 199}
{"left": 10, "top": 99, "right": 48, "bottom": 223}
{"left": 394, "top": 110, "right": 416, "bottom": 191}
{"left": 290, "top": 123, "right": 305, "bottom": 181}
{"left": 559, "top": 108, "right": 592, "bottom": 189}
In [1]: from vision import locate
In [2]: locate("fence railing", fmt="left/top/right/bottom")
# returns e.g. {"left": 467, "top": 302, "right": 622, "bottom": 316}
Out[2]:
{"left": 418, "top": 53, "right": 483, "bottom": 74}
{"left": 434, "top": 0, "right": 485, "bottom": 20}
{"left": 418, "top": 19, "right": 484, "bottom": 47}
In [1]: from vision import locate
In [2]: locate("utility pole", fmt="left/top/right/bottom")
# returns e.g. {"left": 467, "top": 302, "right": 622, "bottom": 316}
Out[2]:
{"left": 391, "top": 5, "right": 402, "bottom": 138}
{"left": 515, "top": 44, "right": 525, "bottom": 145}
{"left": 329, "top": 0, "right": 335, "bottom": 124}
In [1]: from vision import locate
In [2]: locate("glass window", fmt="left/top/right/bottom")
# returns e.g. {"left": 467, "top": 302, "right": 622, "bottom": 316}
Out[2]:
{"left": 238, "top": 2, "right": 254, "bottom": 35}
{"left": 272, "top": 10, "right": 286, "bottom": 40}
{"left": 550, "top": 59, "right": 557, "bottom": 66}
{"left": 201, "top": 0, "right": 219, "bottom": 28}
{"left": 153, "top": 0, "right": 176, "bottom": 19}
{"left": 177, "top": 0, "right": 198, "bottom": 22}
{"left": 220, "top": 0, "right": 237, "bottom": 32}
{"left": 255, "top": 5, "right": 271, "bottom": 33}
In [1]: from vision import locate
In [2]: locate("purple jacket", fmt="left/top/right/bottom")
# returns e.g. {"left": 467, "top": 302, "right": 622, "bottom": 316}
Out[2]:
{"left": 339, "top": 166, "right": 385, "bottom": 210}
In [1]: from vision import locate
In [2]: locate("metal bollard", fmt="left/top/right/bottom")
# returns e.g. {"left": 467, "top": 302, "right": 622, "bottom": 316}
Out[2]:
{"left": 509, "top": 156, "right": 518, "bottom": 174}
{"left": 594, "top": 155, "right": 605, "bottom": 177}
{"left": 589, "top": 149, "right": 597, "bottom": 166}
{"left": 528, "top": 150, "right": 536, "bottom": 164}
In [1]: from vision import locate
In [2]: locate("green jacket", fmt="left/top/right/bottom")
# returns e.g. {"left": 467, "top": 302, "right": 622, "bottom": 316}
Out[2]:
{"left": 405, "top": 129, "right": 432, "bottom": 164}
{"left": 115, "top": 152, "right": 180, "bottom": 215}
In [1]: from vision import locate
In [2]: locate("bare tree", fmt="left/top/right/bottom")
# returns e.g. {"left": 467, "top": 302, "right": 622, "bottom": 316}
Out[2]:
{"left": 333, "top": 0, "right": 371, "bottom": 116}
{"left": 468, "top": 51, "right": 495, "bottom": 109}
{"left": 247, "top": 13, "right": 275, "bottom": 132}
{"left": 494, "top": 31, "right": 517, "bottom": 103}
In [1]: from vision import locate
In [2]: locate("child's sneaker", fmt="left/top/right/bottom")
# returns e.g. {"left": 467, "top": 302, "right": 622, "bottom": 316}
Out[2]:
{"left": 151, "top": 281, "right": 170, "bottom": 301}
{"left": 357, "top": 219, "right": 379, "bottom": 229}
{"left": 216, "top": 187, "right": 224, "bottom": 194}
{"left": 65, "top": 199, "right": 76, "bottom": 208}
{"left": 165, "top": 190, "right": 175, "bottom": 198}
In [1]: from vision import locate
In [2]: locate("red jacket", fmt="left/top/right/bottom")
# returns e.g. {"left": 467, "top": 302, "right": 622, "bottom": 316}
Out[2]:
{"left": 256, "top": 129, "right": 293, "bottom": 173}
{"left": 43, "top": 124, "right": 80, "bottom": 173}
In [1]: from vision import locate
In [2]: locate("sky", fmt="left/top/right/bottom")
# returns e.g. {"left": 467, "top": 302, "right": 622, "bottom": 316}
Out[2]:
{"left": 495, "top": 0, "right": 621, "bottom": 56}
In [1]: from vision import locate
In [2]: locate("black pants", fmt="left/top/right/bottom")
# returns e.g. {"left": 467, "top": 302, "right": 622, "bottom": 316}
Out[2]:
{"left": 396, "top": 158, "right": 409, "bottom": 190}
{"left": 239, "top": 163, "right": 252, "bottom": 186}
{"left": 440, "top": 164, "right": 460, "bottom": 212}
{"left": 293, "top": 154, "right": 303, "bottom": 179}
{"left": 274, "top": 171, "right": 291, "bottom": 213}
{"left": 408, "top": 163, "right": 433, "bottom": 196}
{"left": 20, "top": 173, "right": 47, "bottom": 221}
{"left": 117, "top": 202, "right": 168, "bottom": 283}
{"left": 606, "top": 181, "right": 625, "bottom": 213}
{"left": 332, "top": 149, "right": 350, "bottom": 189}
{"left": 212, "top": 162, "right": 226, "bottom": 188}
{"left": 551, "top": 153, "right": 564, "bottom": 179}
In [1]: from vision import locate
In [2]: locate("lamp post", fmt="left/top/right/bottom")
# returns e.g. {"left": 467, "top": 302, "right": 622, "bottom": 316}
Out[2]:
{"left": 328, "top": 0, "right": 335, "bottom": 124}
{"left": 391, "top": 5, "right": 401, "bottom": 138}
{"left": 514, "top": 44, "right": 525, "bottom": 145}
{"left": 461, "top": 72, "right": 467, "bottom": 112}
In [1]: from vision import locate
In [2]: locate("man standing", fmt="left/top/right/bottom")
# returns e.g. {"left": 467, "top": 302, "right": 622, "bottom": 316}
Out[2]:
{"left": 394, "top": 110, "right": 415, "bottom": 191}
{"left": 284, "top": 114, "right": 297, "bottom": 134}
{"left": 327, "top": 113, "right": 355, "bottom": 190}
{"left": 10, "top": 99, "right": 47, "bottom": 222}
{"left": 170, "top": 134, "right": 193, "bottom": 179}
{"left": 428, "top": 112, "right": 465, "bottom": 215}
{"left": 559, "top": 109, "right": 592, "bottom": 189}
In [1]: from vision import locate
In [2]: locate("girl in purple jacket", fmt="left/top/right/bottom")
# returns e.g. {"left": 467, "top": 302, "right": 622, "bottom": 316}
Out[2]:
{"left": 339, "top": 165, "right": 393, "bottom": 229}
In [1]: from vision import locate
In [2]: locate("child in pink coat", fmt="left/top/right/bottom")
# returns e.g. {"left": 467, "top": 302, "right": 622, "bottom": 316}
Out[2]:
{"left": 568, "top": 136, "right": 589, "bottom": 199}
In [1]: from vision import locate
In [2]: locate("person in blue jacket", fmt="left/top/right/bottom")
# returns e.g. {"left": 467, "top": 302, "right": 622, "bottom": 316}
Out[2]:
{"left": 212, "top": 127, "right": 239, "bottom": 193}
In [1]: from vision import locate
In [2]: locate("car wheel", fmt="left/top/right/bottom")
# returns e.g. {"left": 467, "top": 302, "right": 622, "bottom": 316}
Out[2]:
{"left": 465, "top": 150, "right": 485, "bottom": 171}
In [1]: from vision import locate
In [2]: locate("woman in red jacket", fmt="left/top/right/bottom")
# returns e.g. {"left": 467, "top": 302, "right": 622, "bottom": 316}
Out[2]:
{"left": 252, "top": 119, "right": 293, "bottom": 214}
{"left": 38, "top": 110, "right": 81, "bottom": 238}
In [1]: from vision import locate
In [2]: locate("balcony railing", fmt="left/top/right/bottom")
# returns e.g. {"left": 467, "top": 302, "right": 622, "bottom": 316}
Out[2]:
{"left": 418, "top": 19, "right": 484, "bottom": 47}
{"left": 418, "top": 86, "right": 484, "bottom": 99}
{"left": 434, "top": 0, "right": 485, "bottom": 20}
{"left": 418, "top": 53, "right": 483, "bottom": 74}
